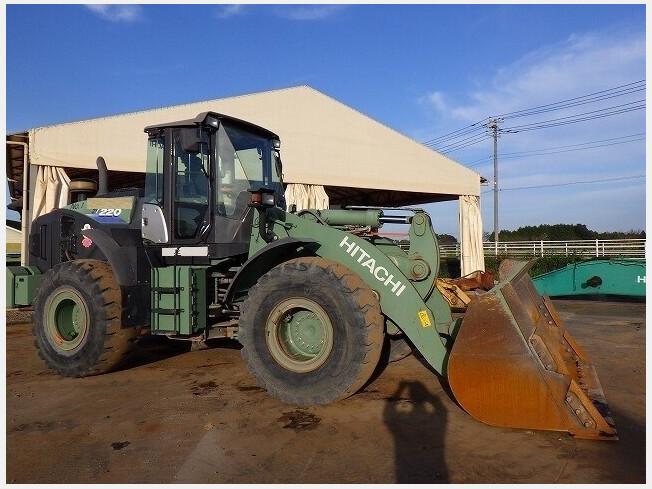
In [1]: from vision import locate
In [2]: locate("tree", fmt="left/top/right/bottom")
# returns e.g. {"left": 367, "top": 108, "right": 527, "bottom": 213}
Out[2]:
{"left": 437, "top": 233, "right": 458, "bottom": 245}
{"left": 489, "top": 224, "right": 644, "bottom": 242}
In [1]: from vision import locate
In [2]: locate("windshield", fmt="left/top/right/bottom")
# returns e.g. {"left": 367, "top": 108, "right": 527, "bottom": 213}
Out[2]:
{"left": 216, "top": 123, "right": 283, "bottom": 218}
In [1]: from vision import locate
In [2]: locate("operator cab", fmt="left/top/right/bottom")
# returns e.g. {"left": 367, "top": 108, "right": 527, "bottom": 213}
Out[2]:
{"left": 141, "top": 112, "right": 284, "bottom": 257}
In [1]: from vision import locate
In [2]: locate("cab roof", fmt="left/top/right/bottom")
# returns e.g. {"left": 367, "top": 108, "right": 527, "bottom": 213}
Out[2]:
{"left": 144, "top": 111, "right": 279, "bottom": 140}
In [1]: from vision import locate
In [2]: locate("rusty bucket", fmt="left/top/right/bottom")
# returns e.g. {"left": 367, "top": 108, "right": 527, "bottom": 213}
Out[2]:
{"left": 447, "top": 260, "right": 617, "bottom": 440}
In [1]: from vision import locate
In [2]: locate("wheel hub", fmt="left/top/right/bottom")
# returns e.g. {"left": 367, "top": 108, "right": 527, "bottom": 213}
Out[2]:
{"left": 266, "top": 298, "right": 334, "bottom": 373}
{"left": 45, "top": 287, "right": 89, "bottom": 351}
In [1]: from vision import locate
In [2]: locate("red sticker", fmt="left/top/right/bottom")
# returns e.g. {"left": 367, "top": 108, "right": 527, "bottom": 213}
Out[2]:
{"left": 81, "top": 224, "right": 93, "bottom": 248}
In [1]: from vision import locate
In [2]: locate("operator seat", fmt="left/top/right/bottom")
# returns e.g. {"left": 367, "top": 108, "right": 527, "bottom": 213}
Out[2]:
{"left": 180, "top": 155, "right": 207, "bottom": 200}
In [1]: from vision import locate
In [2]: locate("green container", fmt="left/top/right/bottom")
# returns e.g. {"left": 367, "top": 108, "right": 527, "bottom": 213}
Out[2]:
{"left": 532, "top": 259, "right": 646, "bottom": 298}
{"left": 6, "top": 266, "right": 44, "bottom": 308}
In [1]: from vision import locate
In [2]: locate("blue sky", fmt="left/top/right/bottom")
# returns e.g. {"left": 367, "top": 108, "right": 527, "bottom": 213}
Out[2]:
{"left": 5, "top": 4, "right": 646, "bottom": 236}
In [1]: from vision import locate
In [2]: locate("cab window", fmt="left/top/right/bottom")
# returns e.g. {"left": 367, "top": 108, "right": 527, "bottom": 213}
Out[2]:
{"left": 173, "top": 130, "right": 209, "bottom": 239}
{"left": 144, "top": 136, "right": 165, "bottom": 204}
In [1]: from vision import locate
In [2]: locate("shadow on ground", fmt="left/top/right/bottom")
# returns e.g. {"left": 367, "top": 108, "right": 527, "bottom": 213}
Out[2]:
{"left": 116, "top": 334, "right": 241, "bottom": 371}
{"left": 384, "top": 381, "right": 449, "bottom": 483}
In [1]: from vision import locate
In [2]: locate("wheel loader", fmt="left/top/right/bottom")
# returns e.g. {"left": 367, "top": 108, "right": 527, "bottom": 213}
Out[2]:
{"left": 7, "top": 111, "right": 617, "bottom": 440}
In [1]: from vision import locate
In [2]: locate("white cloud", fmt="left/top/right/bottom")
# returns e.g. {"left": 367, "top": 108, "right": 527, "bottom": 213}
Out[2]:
{"left": 84, "top": 5, "right": 142, "bottom": 22}
{"left": 463, "top": 33, "right": 643, "bottom": 122}
{"left": 423, "top": 30, "right": 645, "bottom": 138}
{"left": 216, "top": 5, "right": 246, "bottom": 19}
{"left": 213, "top": 5, "right": 346, "bottom": 22}
{"left": 419, "top": 28, "right": 646, "bottom": 232}
{"left": 273, "top": 5, "right": 345, "bottom": 21}
{"left": 420, "top": 92, "right": 448, "bottom": 113}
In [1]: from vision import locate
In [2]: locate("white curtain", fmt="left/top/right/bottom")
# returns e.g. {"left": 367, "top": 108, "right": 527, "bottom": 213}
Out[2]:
{"left": 285, "top": 183, "right": 330, "bottom": 211}
{"left": 31, "top": 166, "right": 71, "bottom": 221}
{"left": 459, "top": 195, "right": 485, "bottom": 276}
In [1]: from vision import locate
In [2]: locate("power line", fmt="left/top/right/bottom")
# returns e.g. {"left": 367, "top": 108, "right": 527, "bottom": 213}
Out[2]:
{"left": 481, "top": 174, "right": 645, "bottom": 193}
{"left": 437, "top": 134, "right": 490, "bottom": 154}
{"left": 422, "top": 119, "right": 488, "bottom": 146}
{"left": 501, "top": 87, "right": 645, "bottom": 120}
{"left": 435, "top": 131, "right": 488, "bottom": 151}
{"left": 501, "top": 88, "right": 645, "bottom": 121}
{"left": 423, "top": 126, "right": 487, "bottom": 149}
{"left": 498, "top": 133, "right": 645, "bottom": 155}
{"left": 497, "top": 137, "right": 646, "bottom": 159}
{"left": 423, "top": 124, "right": 486, "bottom": 146}
{"left": 467, "top": 156, "right": 494, "bottom": 167}
{"left": 422, "top": 79, "right": 645, "bottom": 148}
{"left": 502, "top": 100, "right": 645, "bottom": 133}
{"left": 502, "top": 174, "right": 645, "bottom": 191}
{"left": 433, "top": 99, "right": 644, "bottom": 151}
{"left": 495, "top": 79, "right": 645, "bottom": 119}
{"left": 467, "top": 133, "right": 646, "bottom": 167}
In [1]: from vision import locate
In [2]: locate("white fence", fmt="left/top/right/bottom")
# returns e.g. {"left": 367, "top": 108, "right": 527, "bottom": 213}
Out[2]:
{"left": 439, "top": 239, "right": 646, "bottom": 259}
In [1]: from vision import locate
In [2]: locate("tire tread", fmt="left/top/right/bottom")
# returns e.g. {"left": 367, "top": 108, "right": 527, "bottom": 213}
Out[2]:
{"left": 33, "top": 259, "right": 138, "bottom": 377}
{"left": 239, "top": 257, "right": 384, "bottom": 406}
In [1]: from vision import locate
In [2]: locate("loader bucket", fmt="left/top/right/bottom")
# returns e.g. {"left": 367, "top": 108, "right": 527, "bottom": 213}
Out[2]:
{"left": 447, "top": 259, "right": 617, "bottom": 440}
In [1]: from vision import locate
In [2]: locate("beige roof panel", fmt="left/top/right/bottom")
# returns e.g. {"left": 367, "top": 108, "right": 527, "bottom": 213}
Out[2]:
{"left": 27, "top": 86, "right": 480, "bottom": 197}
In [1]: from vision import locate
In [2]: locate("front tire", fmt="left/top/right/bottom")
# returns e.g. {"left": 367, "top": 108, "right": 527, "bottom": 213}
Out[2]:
{"left": 239, "top": 257, "right": 384, "bottom": 406}
{"left": 33, "top": 259, "right": 138, "bottom": 377}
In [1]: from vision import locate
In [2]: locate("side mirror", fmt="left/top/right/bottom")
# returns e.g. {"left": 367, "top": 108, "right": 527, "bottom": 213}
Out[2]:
{"left": 248, "top": 187, "right": 276, "bottom": 208}
{"left": 274, "top": 152, "right": 283, "bottom": 179}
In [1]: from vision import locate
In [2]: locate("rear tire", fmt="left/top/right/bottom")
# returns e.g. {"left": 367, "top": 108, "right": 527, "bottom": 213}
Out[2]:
{"left": 33, "top": 259, "right": 138, "bottom": 377}
{"left": 239, "top": 257, "right": 384, "bottom": 406}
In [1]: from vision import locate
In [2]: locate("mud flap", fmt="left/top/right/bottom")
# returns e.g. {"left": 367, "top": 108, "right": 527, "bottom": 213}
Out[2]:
{"left": 447, "top": 260, "right": 617, "bottom": 440}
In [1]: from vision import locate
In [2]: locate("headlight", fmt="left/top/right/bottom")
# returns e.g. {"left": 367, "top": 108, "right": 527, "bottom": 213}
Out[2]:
{"left": 204, "top": 115, "right": 219, "bottom": 128}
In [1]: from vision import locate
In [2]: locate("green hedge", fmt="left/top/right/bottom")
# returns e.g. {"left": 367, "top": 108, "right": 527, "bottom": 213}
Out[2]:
{"left": 440, "top": 255, "right": 587, "bottom": 279}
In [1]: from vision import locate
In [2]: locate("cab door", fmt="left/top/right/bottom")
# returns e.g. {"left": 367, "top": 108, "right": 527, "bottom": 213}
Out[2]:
{"left": 168, "top": 128, "right": 210, "bottom": 244}
{"left": 141, "top": 127, "right": 211, "bottom": 247}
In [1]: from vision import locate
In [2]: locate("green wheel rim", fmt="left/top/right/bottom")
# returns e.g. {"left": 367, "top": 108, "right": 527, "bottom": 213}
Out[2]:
{"left": 45, "top": 287, "right": 89, "bottom": 351}
{"left": 265, "top": 298, "right": 334, "bottom": 373}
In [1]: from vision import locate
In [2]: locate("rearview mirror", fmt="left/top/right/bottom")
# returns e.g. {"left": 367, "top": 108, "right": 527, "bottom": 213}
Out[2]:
{"left": 181, "top": 128, "right": 202, "bottom": 154}
{"left": 274, "top": 152, "right": 283, "bottom": 179}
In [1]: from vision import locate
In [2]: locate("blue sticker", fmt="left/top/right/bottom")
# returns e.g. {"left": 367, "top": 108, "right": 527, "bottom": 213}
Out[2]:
{"left": 89, "top": 214, "right": 125, "bottom": 223}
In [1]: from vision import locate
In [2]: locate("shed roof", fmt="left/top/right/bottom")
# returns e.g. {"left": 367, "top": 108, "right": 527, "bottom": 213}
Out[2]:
{"left": 14, "top": 86, "right": 481, "bottom": 206}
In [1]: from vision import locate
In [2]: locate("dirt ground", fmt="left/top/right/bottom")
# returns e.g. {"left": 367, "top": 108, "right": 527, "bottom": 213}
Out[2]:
{"left": 5, "top": 298, "right": 646, "bottom": 484}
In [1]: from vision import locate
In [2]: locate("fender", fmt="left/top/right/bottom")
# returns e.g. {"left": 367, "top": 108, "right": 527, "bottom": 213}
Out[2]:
{"left": 81, "top": 228, "right": 137, "bottom": 287}
{"left": 278, "top": 212, "right": 454, "bottom": 375}
{"left": 225, "top": 237, "right": 318, "bottom": 305}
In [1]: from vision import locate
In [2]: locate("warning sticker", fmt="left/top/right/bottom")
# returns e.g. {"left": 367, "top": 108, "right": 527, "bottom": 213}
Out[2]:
{"left": 418, "top": 310, "right": 431, "bottom": 328}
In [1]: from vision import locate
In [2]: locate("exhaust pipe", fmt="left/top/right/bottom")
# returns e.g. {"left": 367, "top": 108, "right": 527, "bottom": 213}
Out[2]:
{"left": 96, "top": 156, "right": 108, "bottom": 196}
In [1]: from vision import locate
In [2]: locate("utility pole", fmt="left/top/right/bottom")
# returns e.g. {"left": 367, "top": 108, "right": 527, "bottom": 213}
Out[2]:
{"left": 488, "top": 118, "right": 500, "bottom": 256}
